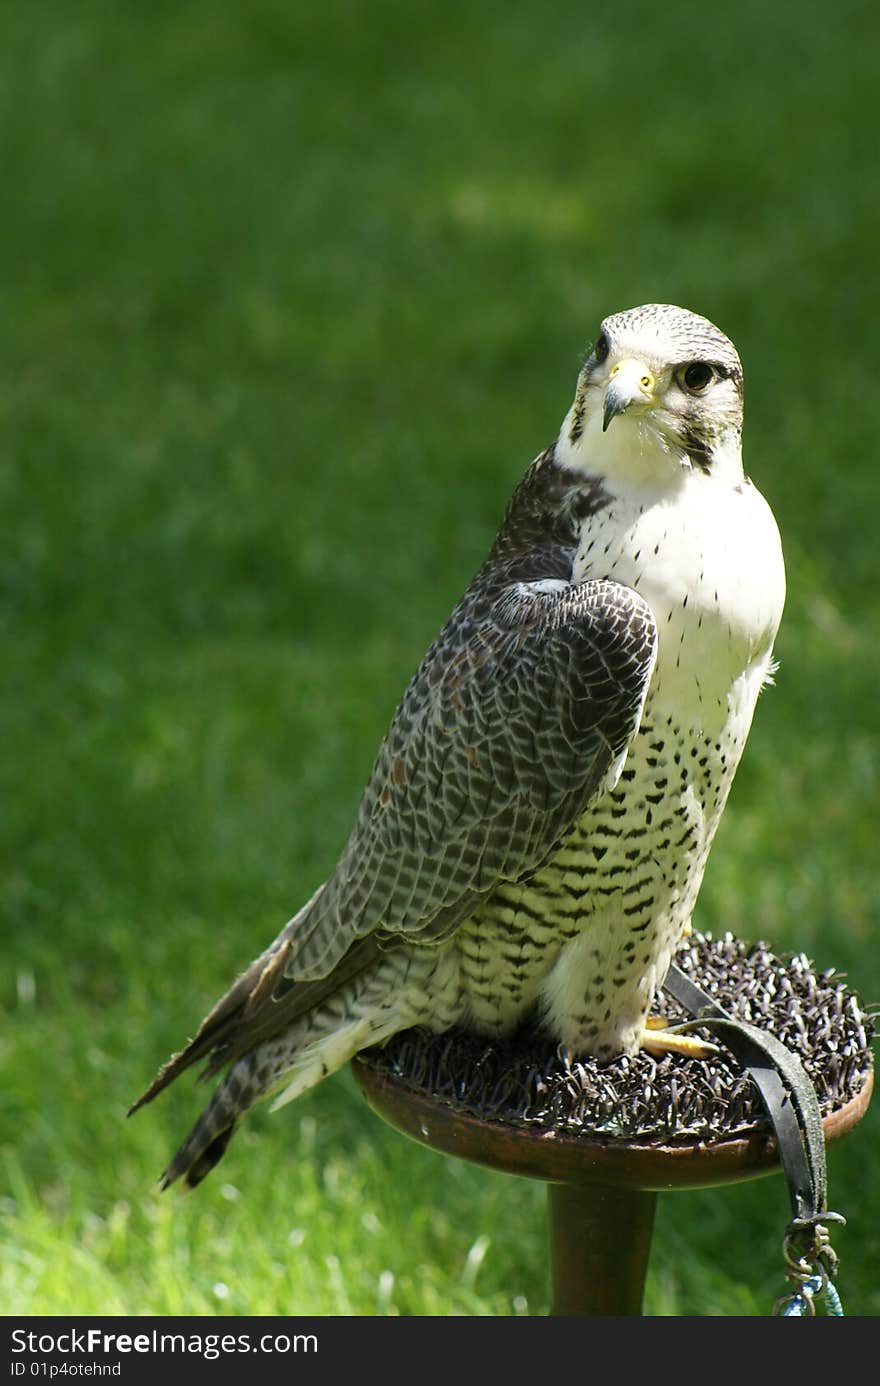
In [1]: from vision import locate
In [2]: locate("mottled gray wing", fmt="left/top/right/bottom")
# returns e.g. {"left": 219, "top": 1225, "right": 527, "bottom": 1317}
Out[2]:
{"left": 288, "top": 569, "right": 658, "bottom": 978}
{"left": 130, "top": 565, "right": 659, "bottom": 1105}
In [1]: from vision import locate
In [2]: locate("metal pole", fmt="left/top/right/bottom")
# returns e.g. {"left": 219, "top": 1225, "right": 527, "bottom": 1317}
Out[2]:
{"left": 547, "top": 1182, "right": 657, "bottom": 1315}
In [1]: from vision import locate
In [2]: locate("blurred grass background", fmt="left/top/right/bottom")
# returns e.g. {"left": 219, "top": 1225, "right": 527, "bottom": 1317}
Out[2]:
{"left": 1, "top": 0, "right": 877, "bottom": 1315}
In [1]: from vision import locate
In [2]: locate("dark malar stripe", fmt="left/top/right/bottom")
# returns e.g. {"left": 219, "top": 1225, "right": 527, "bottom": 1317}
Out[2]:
{"left": 683, "top": 429, "right": 713, "bottom": 474}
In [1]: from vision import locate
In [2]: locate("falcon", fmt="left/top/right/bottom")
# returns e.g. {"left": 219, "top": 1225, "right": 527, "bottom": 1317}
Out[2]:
{"left": 132, "top": 303, "right": 785, "bottom": 1188}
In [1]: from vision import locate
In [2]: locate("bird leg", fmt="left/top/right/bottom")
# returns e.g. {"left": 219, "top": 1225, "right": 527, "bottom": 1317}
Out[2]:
{"left": 639, "top": 1013, "right": 718, "bottom": 1059}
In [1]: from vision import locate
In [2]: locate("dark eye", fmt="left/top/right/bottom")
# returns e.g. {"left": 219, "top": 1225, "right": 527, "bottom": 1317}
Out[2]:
{"left": 594, "top": 332, "right": 609, "bottom": 364}
{"left": 682, "top": 361, "right": 714, "bottom": 392}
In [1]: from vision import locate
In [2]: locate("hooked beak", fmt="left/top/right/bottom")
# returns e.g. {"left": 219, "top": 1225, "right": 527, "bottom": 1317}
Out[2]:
{"left": 602, "top": 359, "right": 657, "bottom": 432}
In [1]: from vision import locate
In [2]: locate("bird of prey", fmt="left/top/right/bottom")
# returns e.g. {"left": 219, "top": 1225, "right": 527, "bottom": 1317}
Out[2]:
{"left": 132, "top": 303, "right": 785, "bottom": 1188}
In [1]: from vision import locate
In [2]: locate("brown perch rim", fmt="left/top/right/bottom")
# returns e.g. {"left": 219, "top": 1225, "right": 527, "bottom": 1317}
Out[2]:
{"left": 353, "top": 933, "right": 874, "bottom": 1191}
{"left": 353, "top": 1059, "right": 872, "bottom": 1191}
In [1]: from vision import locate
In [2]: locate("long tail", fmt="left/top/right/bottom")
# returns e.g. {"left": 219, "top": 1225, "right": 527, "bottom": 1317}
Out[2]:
{"left": 160, "top": 1063, "right": 251, "bottom": 1190}
{"left": 158, "top": 1018, "right": 376, "bottom": 1189}
{"left": 128, "top": 882, "right": 394, "bottom": 1189}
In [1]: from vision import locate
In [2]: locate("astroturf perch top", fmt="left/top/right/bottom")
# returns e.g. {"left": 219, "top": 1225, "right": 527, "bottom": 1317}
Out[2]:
{"left": 131, "top": 304, "right": 785, "bottom": 1189}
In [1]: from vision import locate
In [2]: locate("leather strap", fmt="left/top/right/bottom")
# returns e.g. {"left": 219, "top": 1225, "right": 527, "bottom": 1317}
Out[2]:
{"left": 660, "top": 961, "right": 846, "bottom": 1312}
{"left": 663, "top": 962, "right": 834, "bottom": 1224}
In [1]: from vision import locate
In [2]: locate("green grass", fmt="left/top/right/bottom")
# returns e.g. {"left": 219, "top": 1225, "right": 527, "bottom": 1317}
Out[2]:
{"left": 2, "top": 0, "right": 878, "bottom": 1315}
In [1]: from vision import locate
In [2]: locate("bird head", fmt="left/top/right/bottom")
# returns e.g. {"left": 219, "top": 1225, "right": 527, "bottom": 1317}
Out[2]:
{"left": 561, "top": 304, "right": 745, "bottom": 485}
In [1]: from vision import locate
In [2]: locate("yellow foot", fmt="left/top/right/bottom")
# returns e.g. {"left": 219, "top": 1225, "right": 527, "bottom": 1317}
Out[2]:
{"left": 640, "top": 1014, "right": 718, "bottom": 1059}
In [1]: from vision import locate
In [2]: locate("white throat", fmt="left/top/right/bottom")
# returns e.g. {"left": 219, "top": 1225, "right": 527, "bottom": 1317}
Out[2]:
{"left": 555, "top": 402, "right": 745, "bottom": 493}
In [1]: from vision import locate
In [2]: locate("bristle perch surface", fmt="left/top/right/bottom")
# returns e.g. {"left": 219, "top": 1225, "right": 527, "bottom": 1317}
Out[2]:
{"left": 356, "top": 933, "right": 874, "bottom": 1143}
